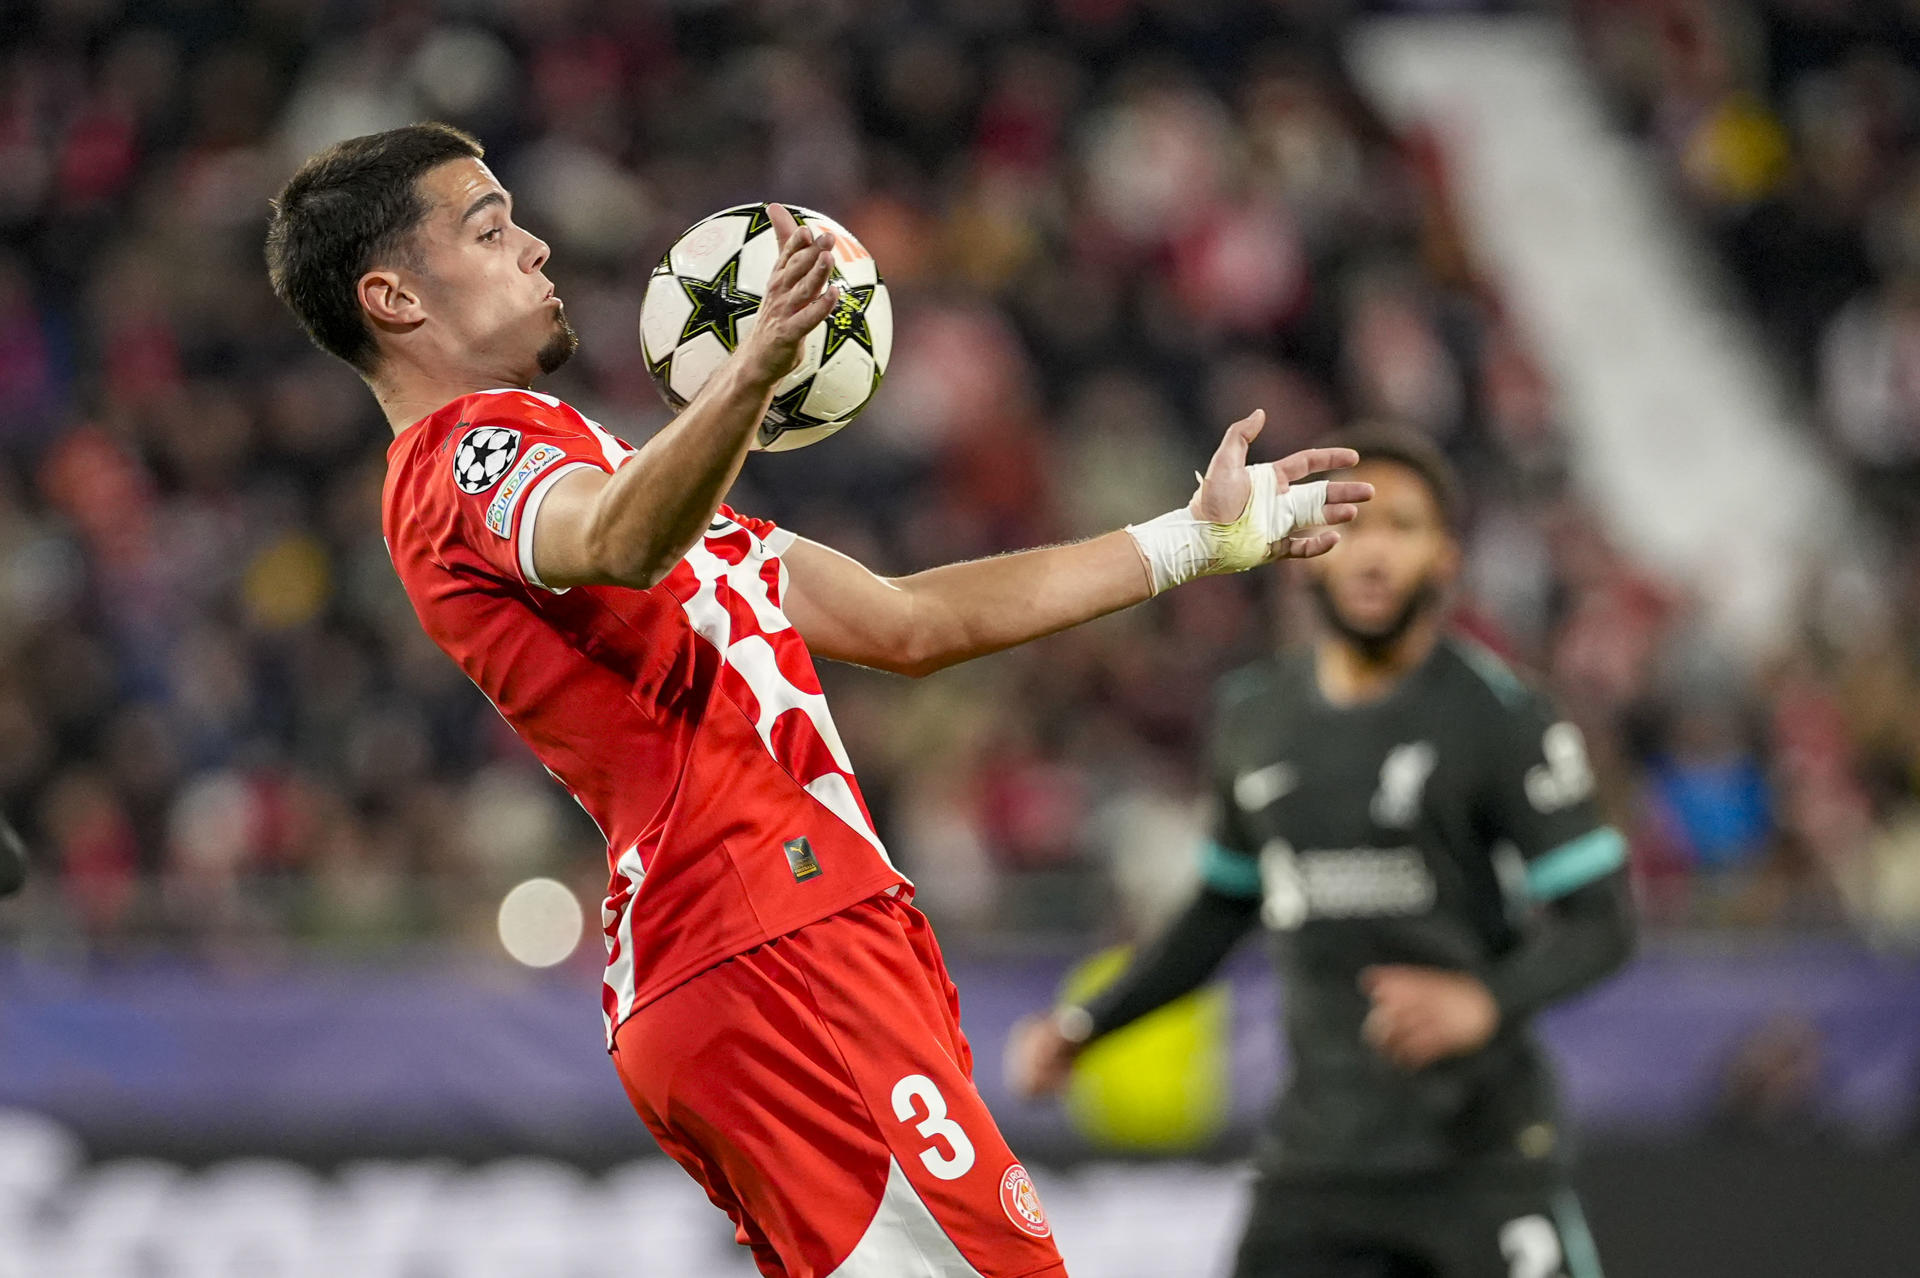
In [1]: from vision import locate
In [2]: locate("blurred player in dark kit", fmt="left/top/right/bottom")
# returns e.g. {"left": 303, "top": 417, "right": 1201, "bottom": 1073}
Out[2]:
{"left": 265, "top": 122, "right": 1370, "bottom": 1277}
{"left": 1010, "top": 428, "right": 1635, "bottom": 1278}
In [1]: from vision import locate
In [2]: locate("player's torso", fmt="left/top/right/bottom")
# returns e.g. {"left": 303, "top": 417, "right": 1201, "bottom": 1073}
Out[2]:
{"left": 1222, "top": 645, "right": 1517, "bottom": 969}
{"left": 1218, "top": 644, "right": 1557, "bottom": 1176}
{"left": 380, "top": 393, "right": 907, "bottom": 1037}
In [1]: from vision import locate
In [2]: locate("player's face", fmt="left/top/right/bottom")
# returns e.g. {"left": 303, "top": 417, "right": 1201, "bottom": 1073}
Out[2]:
{"left": 400, "top": 158, "right": 576, "bottom": 379}
{"left": 1309, "top": 460, "right": 1458, "bottom": 644}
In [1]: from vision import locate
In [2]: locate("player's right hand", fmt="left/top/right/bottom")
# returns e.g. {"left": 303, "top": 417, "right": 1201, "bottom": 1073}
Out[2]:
{"left": 737, "top": 202, "right": 842, "bottom": 388}
{"left": 1004, "top": 1012, "right": 1082, "bottom": 1099}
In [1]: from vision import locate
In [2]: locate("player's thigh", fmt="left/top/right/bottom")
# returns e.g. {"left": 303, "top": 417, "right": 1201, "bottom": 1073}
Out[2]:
{"left": 790, "top": 896, "right": 1067, "bottom": 1276}
{"left": 1421, "top": 1182, "right": 1604, "bottom": 1278}
{"left": 613, "top": 903, "right": 1065, "bottom": 1278}
{"left": 612, "top": 962, "right": 868, "bottom": 1277}
{"left": 1232, "top": 1181, "right": 1432, "bottom": 1278}
{"left": 1232, "top": 1234, "right": 1427, "bottom": 1278}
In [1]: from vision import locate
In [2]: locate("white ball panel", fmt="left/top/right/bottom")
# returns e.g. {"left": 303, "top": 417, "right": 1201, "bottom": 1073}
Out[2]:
{"left": 866, "top": 284, "right": 894, "bottom": 374}
{"left": 640, "top": 272, "right": 693, "bottom": 365}
{"left": 666, "top": 331, "right": 732, "bottom": 404}
{"left": 800, "top": 342, "right": 877, "bottom": 421}
{"left": 735, "top": 228, "right": 779, "bottom": 296}
{"left": 770, "top": 324, "right": 825, "bottom": 396}
{"left": 830, "top": 237, "right": 879, "bottom": 289}
{"left": 668, "top": 214, "right": 749, "bottom": 282}
{"left": 796, "top": 210, "right": 879, "bottom": 289}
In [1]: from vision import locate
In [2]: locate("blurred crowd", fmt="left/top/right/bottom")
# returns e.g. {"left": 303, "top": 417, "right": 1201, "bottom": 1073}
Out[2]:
{"left": 0, "top": 0, "right": 1916, "bottom": 959}
{"left": 1578, "top": 0, "right": 1920, "bottom": 941}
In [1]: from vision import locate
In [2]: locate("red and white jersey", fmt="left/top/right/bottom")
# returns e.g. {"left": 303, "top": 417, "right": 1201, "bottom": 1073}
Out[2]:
{"left": 382, "top": 388, "right": 908, "bottom": 1043}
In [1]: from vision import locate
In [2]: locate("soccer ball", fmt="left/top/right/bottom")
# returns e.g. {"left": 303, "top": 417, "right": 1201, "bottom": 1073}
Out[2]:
{"left": 639, "top": 203, "right": 892, "bottom": 452}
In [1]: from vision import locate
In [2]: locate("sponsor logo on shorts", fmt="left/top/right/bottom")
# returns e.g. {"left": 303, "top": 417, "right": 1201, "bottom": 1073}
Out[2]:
{"left": 999, "top": 1163, "right": 1049, "bottom": 1238}
{"left": 783, "top": 836, "right": 822, "bottom": 882}
{"left": 484, "top": 442, "right": 565, "bottom": 538}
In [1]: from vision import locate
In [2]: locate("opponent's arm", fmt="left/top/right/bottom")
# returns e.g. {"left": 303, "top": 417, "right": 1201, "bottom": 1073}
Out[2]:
{"left": 530, "top": 204, "right": 840, "bottom": 590}
{"left": 1480, "top": 872, "right": 1635, "bottom": 1020}
{"left": 1363, "top": 700, "right": 1636, "bottom": 1072}
{"left": 782, "top": 414, "right": 1371, "bottom": 677}
{"left": 1005, "top": 884, "right": 1260, "bottom": 1098}
{"left": 1360, "top": 876, "right": 1635, "bottom": 1071}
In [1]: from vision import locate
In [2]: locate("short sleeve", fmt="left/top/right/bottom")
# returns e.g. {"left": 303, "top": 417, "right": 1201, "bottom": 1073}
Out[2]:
{"left": 434, "top": 391, "right": 631, "bottom": 592}
{"left": 719, "top": 505, "right": 795, "bottom": 555}
{"left": 1482, "top": 689, "right": 1626, "bottom": 904}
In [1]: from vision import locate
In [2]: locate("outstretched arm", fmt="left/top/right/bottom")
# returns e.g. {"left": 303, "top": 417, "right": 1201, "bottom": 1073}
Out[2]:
{"left": 782, "top": 412, "right": 1371, "bottom": 677}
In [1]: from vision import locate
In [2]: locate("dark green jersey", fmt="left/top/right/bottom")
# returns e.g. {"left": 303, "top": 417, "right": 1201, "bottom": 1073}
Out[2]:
{"left": 1202, "top": 637, "right": 1624, "bottom": 1179}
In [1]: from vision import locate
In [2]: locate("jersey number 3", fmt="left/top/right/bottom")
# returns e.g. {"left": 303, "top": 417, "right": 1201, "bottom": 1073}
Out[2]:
{"left": 891, "top": 1074, "right": 977, "bottom": 1181}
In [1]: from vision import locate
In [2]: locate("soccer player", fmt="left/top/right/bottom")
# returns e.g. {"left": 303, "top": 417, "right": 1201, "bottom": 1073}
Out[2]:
{"left": 263, "top": 123, "right": 1371, "bottom": 1278}
{"left": 1008, "top": 428, "right": 1636, "bottom": 1278}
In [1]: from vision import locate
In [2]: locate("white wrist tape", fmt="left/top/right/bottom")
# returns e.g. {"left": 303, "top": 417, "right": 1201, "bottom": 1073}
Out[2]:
{"left": 1125, "top": 467, "right": 1329, "bottom": 595}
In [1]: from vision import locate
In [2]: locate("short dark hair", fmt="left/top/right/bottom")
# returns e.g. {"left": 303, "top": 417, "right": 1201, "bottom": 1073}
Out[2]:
{"left": 265, "top": 122, "right": 484, "bottom": 374}
{"left": 1331, "top": 422, "right": 1462, "bottom": 529}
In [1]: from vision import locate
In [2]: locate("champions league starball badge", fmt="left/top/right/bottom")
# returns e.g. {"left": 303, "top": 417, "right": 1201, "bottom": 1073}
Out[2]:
{"left": 453, "top": 426, "right": 521, "bottom": 494}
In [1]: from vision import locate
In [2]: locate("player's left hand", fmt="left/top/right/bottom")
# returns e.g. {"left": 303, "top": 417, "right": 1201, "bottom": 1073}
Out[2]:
{"left": 1190, "top": 412, "right": 1371, "bottom": 562}
{"left": 1358, "top": 965, "right": 1500, "bottom": 1071}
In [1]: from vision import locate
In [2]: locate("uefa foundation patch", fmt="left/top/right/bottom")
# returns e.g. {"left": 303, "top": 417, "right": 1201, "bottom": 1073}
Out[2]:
{"left": 484, "top": 442, "right": 566, "bottom": 537}
{"left": 999, "top": 1163, "right": 1050, "bottom": 1238}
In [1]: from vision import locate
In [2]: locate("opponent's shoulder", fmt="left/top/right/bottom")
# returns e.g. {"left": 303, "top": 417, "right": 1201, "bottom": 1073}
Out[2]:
{"left": 1437, "top": 635, "right": 1555, "bottom": 726}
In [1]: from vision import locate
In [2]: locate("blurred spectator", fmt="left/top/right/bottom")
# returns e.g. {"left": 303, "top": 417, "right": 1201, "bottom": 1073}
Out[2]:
{"left": 0, "top": 0, "right": 1900, "bottom": 959}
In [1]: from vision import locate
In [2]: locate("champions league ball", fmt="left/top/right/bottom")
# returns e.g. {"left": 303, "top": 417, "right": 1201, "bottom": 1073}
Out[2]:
{"left": 640, "top": 203, "right": 892, "bottom": 452}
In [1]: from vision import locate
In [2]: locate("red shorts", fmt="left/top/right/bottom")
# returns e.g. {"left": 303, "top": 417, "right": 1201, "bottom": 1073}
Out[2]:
{"left": 611, "top": 893, "right": 1069, "bottom": 1278}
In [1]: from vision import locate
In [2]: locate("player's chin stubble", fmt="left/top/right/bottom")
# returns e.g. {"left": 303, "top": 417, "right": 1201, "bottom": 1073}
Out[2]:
{"left": 536, "top": 312, "right": 579, "bottom": 376}
{"left": 1312, "top": 576, "right": 1440, "bottom": 662}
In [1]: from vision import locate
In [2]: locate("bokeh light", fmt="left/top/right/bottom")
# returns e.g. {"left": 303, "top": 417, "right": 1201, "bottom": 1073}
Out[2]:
{"left": 495, "top": 877, "right": 583, "bottom": 968}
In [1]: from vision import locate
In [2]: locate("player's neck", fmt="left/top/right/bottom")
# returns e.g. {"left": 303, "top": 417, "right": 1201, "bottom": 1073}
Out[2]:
{"left": 370, "top": 359, "right": 535, "bottom": 438}
{"left": 1315, "top": 617, "right": 1441, "bottom": 708}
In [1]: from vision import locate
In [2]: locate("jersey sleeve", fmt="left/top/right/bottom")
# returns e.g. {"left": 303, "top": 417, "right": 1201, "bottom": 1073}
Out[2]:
{"left": 431, "top": 392, "right": 631, "bottom": 592}
{"left": 1481, "top": 687, "right": 1626, "bottom": 904}
{"left": 718, "top": 505, "right": 795, "bottom": 555}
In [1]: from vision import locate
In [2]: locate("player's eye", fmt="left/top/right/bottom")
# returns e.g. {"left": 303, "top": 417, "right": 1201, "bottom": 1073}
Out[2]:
{"left": 480, "top": 227, "right": 503, "bottom": 242}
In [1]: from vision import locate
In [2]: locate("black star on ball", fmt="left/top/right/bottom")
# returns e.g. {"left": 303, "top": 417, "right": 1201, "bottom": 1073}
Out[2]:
{"left": 766, "top": 381, "right": 813, "bottom": 427}
{"left": 677, "top": 255, "right": 758, "bottom": 351}
{"left": 742, "top": 204, "right": 778, "bottom": 239}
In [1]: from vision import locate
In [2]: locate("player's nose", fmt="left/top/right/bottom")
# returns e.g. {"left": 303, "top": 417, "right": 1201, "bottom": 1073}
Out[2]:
{"left": 524, "top": 231, "right": 551, "bottom": 274}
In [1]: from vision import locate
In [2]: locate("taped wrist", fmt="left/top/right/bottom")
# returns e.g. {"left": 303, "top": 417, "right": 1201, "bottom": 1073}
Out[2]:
{"left": 1125, "top": 468, "right": 1329, "bottom": 594}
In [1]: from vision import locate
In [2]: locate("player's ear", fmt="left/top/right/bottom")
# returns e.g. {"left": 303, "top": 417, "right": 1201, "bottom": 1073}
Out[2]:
{"left": 360, "top": 268, "right": 425, "bottom": 332}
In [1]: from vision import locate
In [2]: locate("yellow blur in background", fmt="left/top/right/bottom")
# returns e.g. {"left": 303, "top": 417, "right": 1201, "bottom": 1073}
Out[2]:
{"left": 1061, "top": 947, "right": 1233, "bottom": 1153}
